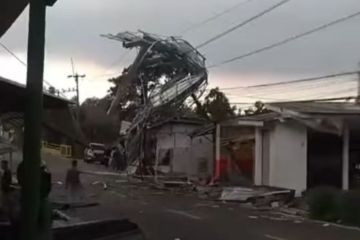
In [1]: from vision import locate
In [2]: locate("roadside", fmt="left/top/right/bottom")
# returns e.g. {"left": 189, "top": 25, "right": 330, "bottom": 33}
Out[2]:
{"left": 44, "top": 155, "right": 360, "bottom": 240}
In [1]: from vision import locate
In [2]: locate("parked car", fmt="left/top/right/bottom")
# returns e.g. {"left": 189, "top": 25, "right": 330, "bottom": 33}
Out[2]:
{"left": 84, "top": 143, "right": 106, "bottom": 164}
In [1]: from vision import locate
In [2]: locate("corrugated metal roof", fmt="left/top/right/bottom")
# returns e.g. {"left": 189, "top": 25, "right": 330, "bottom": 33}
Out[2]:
{"left": 149, "top": 116, "right": 207, "bottom": 129}
{"left": 0, "top": 77, "right": 85, "bottom": 144}
{"left": 223, "top": 112, "right": 281, "bottom": 124}
{"left": 267, "top": 102, "right": 360, "bottom": 115}
{"left": 0, "top": 76, "right": 71, "bottom": 113}
{"left": 0, "top": 109, "right": 86, "bottom": 144}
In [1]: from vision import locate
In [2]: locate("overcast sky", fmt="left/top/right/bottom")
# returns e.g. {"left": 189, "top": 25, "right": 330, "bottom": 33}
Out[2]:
{"left": 1, "top": 0, "right": 360, "bottom": 104}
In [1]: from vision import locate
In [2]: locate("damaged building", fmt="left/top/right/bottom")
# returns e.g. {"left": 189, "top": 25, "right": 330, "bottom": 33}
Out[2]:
{"left": 103, "top": 31, "right": 208, "bottom": 173}
{"left": 195, "top": 101, "right": 360, "bottom": 196}
{"left": 149, "top": 116, "right": 213, "bottom": 178}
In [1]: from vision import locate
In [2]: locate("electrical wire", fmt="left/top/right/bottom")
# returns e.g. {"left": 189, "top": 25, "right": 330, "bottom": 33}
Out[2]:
{"left": 0, "top": 42, "right": 65, "bottom": 96}
{"left": 307, "top": 87, "right": 357, "bottom": 99}
{"left": 180, "top": 0, "right": 257, "bottom": 35}
{"left": 92, "top": 50, "right": 132, "bottom": 80}
{"left": 195, "top": 0, "right": 291, "bottom": 49}
{"left": 230, "top": 96, "right": 358, "bottom": 104}
{"left": 217, "top": 71, "right": 359, "bottom": 90}
{"left": 0, "top": 42, "right": 27, "bottom": 65}
{"left": 209, "top": 10, "right": 360, "bottom": 68}
{"left": 231, "top": 85, "right": 357, "bottom": 102}
{"left": 225, "top": 77, "right": 358, "bottom": 103}
{"left": 225, "top": 79, "right": 357, "bottom": 98}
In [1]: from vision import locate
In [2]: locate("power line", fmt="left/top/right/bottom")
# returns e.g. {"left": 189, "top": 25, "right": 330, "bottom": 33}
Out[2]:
{"left": 0, "top": 41, "right": 63, "bottom": 95}
{"left": 308, "top": 87, "right": 357, "bottom": 99}
{"left": 244, "top": 86, "right": 356, "bottom": 101}
{"left": 180, "top": 0, "right": 256, "bottom": 35}
{"left": 225, "top": 78, "right": 357, "bottom": 98}
{"left": 209, "top": 10, "right": 360, "bottom": 68}
{"left": 0, "top": 42, "right": 27, "bottom": 65}
{"left": 93, "top": 50, "right": 131, "bottom": 80}
{"left": 195, "top": 0, "right": 291, "bottom": 49}
{"left": 217, "top": 71, "right": 359, "bottom": 90}
{"left": 230, "top": 94, "right": 357, "bottom": 104}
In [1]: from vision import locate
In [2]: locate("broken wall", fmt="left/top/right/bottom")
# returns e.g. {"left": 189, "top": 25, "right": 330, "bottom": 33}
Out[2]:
{"left": 155, "top": 123, "right": 213, "bottom": 177}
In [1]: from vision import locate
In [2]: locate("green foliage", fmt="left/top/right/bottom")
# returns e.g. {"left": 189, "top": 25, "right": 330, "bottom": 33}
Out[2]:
{"left": 244, "top": 101, "right": 270, "bottom": 115}
{"left": 339, "top": 191, "right": 360, "bottom": 225}
{"left": 78, "top": 97, "right": 119, "bottom": 143}
{"left": 200, "top": 87, "right": 235, "bottom": 122}
{"left": 307, "top": 187, "right": 341, "bottom": 222}
{"left": 308, "top": 187, "right": 360, "bottom": 226}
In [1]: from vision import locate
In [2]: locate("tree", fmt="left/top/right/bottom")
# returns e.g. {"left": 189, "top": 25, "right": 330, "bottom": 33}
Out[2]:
{"left": 78, "top": 97, "right": 119, "bottom": 143}
{"left": 244, "top": 101, "right": 269, "bottom": 115}
{"left": 198, "top": 87, "right": 236, "bottom": 122}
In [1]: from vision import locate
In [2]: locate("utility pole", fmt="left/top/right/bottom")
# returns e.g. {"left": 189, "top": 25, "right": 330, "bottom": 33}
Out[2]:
{"left": 67, "top": 58, "right": 85, "bottom": 107}
{"left": 67, "top": 73, "right": 85, "bottom": 106}
{"left": 357, "top": 67, "right": 360, "bottom": 103}
{"left": 22, "top": 0, "right": 57, "bottom": 239}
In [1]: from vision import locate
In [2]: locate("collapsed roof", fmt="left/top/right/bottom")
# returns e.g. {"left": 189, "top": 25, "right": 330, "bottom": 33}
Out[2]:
{"left": 103, "top": 30, "right": 208, "bottom": 130}
{"left": 102, "top": 31, "right": 208, "bottom": 163}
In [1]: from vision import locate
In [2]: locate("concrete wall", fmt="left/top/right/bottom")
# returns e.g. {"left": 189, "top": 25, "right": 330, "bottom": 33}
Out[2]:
{"left": 261, "top": 130, "right": 270, "bottom": 185}
{"left": 191, "top": 134, "right": 213, "bottom": 176}
{"left": 156, "top": 123, "right": 213, "bottom": 176}
{"left": 268, "top": 121, "right": 307, "bottom": 196}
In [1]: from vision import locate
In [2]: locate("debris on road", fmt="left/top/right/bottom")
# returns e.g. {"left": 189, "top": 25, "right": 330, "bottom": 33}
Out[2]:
{"left": 278, "top": 207, "right": 307, "bottom": 217}
{"left": 217, "top": 186, "right": 294, "bottom": 207}
{"left": 53, "top": 219, "right": 144, "bottom": 240}
{"left": 92, "top": 180, "right": 108, "bottom": 190}
{"left": 220, "top": 187, "right": 259, "bottom": 202}
{"left": 53, "top": 209, "right": 71, "bottom": 221}
{"left": 52, "top": 201, "right": 100, "bottom": 210}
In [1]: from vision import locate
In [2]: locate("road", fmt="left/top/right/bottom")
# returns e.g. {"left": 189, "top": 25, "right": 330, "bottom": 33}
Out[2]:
{"left": 47, "top": 155, "right": 360, "bottom": 240}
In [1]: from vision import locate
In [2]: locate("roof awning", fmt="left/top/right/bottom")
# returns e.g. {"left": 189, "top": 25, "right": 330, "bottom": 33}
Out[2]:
{"left": 0, "top": 0, "right": 28, "bottom": 37}
{"left": 265, "top": 102, "right": 357, "bottom": 135}
{"left": 0, "top": 76, "right": 72, "bottom": 113}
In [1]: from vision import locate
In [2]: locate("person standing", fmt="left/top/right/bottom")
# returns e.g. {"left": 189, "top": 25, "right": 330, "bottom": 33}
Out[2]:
{"left": 17, "top": 160, "right": 52, "bottom": 240}
{"left": 1, "top": 160, "right": 12, "bottom": 214}
{"left": 109, "top": 146, "right": 119, "bottom": 170}
{"left": 65, "top": 160, "right": 83, "bottom": 203}
{"left": 1, "top": 160, "right": 12, "bottom": 194}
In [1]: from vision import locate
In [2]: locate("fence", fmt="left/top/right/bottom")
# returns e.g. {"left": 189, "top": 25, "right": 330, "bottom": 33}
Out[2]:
{"left": 42, "top": 141, "right": 72, "bottom": 158}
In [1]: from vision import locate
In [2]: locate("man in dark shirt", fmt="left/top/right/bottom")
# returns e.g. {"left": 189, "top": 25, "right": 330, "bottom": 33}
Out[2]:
{"left": 65, "top": 160, "right": 83, "bottom": 202}
{"left": 17, "top": 160, "right": 52, "bottom": 240}
{"left": 1, "top": 160, "right": 12, "bottom": 194}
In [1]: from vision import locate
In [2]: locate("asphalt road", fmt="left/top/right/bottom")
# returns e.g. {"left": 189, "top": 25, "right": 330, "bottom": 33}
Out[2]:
{"left": 46, "top": 156, "right": 360, "bottom": 240}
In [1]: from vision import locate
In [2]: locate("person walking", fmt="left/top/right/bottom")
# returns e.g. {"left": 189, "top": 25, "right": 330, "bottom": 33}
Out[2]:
{"left": 17, "top": 160, "right": 52, "bottom": 240}
{"left": 65, "top": 160, "right": 83, "bottom": 203}
{"left": 109, "top": 146, "right": 120, "bottom": 171}
{"left": 1, "top": 160, "right": 12, "bottom": 214}
{"left": 1, "top": 160, "right": 12, "bottom": 195}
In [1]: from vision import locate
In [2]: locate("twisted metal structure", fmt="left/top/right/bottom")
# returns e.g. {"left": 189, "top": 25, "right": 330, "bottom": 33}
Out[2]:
{"left": 102, "top": 31, "right": 208, "bottom": 164}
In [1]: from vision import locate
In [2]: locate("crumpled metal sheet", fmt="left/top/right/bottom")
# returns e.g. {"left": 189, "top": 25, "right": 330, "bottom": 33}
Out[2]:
{"left": 103, "top": 31, "right": 208, "bottom": 164}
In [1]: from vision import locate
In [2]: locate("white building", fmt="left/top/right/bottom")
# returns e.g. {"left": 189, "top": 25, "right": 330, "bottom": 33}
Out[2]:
{"left": 150, "top": 117, "right": 214, "bottom": 178}
{"left": 201, "top": 102, "right": 360, "bottom": 196}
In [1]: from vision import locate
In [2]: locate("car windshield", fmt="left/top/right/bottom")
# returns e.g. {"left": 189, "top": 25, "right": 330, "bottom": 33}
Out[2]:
{"left": 90, "top": 144, "right": 105, "bottom": 151}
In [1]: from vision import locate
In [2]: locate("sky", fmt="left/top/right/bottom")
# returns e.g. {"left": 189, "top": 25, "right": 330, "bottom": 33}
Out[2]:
{"left": 1, "top": 0, "right": 360, "bottom": 105}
